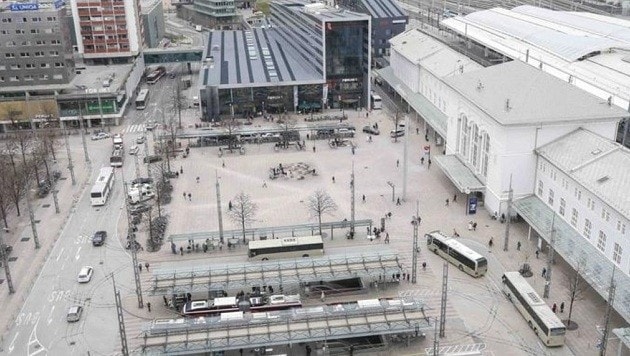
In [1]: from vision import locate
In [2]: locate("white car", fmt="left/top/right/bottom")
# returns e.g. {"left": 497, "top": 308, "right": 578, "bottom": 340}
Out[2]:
{"left": 90, "top": 132, "right": 110, "bottom": 141}
{"left": 77, "top": 266, "right": 94, "bottom": 283}
{"left": 67, "top": 306, "right": 83, "bottom": 322}
{"left": 128, "top": 145, "right": 139, "bottom": 155}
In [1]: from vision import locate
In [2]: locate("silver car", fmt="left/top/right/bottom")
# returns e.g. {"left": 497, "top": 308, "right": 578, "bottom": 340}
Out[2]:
{"left": 66, "top": 306, "right": 83, "bottom": 322}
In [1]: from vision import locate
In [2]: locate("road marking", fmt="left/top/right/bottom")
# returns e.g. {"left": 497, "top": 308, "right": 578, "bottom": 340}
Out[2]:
{"left": 75, "top": 246, "right": 81, "bottom": 260}
{"left": 27, "top": 317, "right": 46, "bottom": 356}
{"left": 46, "top": 306, "right": 55, "bottom": 325}
{"left": 8, "top": 332, "right": 19, "bottom": 353}
{"left": 56, "top": 247, "right": 64, "bottom": 261}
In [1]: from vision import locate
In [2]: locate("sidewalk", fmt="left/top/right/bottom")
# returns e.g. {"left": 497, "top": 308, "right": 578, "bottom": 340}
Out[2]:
{"left": 0, "top": 144, "right": 92, "bottom": 348}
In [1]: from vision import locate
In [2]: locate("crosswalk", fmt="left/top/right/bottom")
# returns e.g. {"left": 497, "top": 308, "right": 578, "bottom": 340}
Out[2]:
{"left": 122, "top": 124, "right": 146, "bottom": 134}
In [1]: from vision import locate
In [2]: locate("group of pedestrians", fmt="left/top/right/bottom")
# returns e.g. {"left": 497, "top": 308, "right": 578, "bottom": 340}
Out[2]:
{"left": 551, "top": 301, "right": 565, "bottom": 314}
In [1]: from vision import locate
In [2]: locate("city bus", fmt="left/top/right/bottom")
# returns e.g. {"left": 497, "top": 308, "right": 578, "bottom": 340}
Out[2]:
{"left": 135, "top": 89, "right": 149, "bottom": 110}
{"left": 425, "top": 230, "right": 488, "bottom": 277}
{"left": 370, "top": 92, "right": 382, "bottom": 110}
{"left": 146, "top": 66, "right": 166, "bottom": 84}
{"left": 109, "top": 148, "right": 124, "bottom": 167}
{"left": 501, "top": 272, "right": 566, "bottom": 347}
{"left": 90, "top": 167, "right": 115, "bottom": 206}
{"left": 248, "top": 235, "right": 324, "bottom": 261}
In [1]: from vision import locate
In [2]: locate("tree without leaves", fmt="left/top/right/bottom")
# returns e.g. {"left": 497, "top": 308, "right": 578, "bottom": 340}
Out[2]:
{"left": 306, "top": 189, "right": 338, "bottom": 236}
{"left": 222, "top": 118, "right": 242, "bottom": 152}
{"left": 277, "top": 116, "right": 296, "bottom": 148}
{"left": 228, "top": 192, "right": 258, "bottom": 243}
{"left": 563, "top": 262, "right": 587, "bottom": 329}
{"left": 390, "top": 109, "right": 401, "bottom": 143}
{"left": 168, "top": 79, "right": 187, "bottom": 129}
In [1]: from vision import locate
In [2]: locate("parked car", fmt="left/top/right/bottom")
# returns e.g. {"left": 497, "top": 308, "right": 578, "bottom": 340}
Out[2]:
{"left": 136, "top": 136, "right": 146, "bottom": 144}
{"left": 143, "top": 155, "right": 162, "bottom": 164}
{"left": 91, "top": 132, "right": 110, "bottom": 141}
{"left": 145, "top": 121, "right": 158, "bottom": 131}
{"left": 164, "top": 171, "right": 179, "bottom": 178}
{"left": 77, "top": 266, "right": 94, "bottom": 283}
{"left": 37, "top": 180, "right": 51, "bottom": 198}
{"left": 92, "top": 231, "right": 106, "bottom": 246}
{"left": 132, "top": 177, "right": 154, "bottom": 185}
{"left": 66, "top": 306, "right": 83, "bottom": 322}
{"left": 362, "top": 126, "right": 380, "bottom": 135}
{"left": 128, "top": 145, "right": 139, "bottom": 155}
{"left": 130, "top": 204, "right": 151, "bottom": 216}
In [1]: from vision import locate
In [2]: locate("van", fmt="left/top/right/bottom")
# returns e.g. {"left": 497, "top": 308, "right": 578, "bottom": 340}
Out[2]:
{"left": 192, "top": 96, "right": 200, "bottom": 107}
{"left": 390, "top": 129, "right": 405, "bottom": 138}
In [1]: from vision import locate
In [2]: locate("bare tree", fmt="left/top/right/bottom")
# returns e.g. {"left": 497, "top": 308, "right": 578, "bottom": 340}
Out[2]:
{"left": 228, "top": 192, "right": 258, "bottom": 242}
{"left": 563, "top": 262, "right": 587, "bottom": 330}
{"left": 277, "top": 116, "right": 296, "bottom": 148}
{"left": 222, "top": 118, "right": 242, "bottom": 152}
{"left": 390, "top": 109, "right": 401, "bottom": 143}
{"left": 0, "top": 157, "right": 13, "bottom": 228}
{"left": 306, "top": 189, "right": 338, "bottom": 236}
{"left": 3, "top": 140, "right": 24, "bottom": 216}
{"left": 168, "top": 80, "right": 187, "bottom": 129}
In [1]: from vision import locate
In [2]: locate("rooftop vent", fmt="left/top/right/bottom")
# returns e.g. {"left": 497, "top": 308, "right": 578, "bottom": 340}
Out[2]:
{"left": 504, "top": 99, "right": 511, "bottom": 112}
{"left": 476, "top": 80, "right": 484, "bottom": 91}
{"left": 596, "top": 176, "right": 610, "bottom": 184}
{"left": 591, "top": 149, "right": 602, "bottom": 155}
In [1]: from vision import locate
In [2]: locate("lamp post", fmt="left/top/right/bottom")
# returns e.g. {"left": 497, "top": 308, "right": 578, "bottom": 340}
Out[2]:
{"left": 387, "top": 181, "right": 395, "bottom": 202}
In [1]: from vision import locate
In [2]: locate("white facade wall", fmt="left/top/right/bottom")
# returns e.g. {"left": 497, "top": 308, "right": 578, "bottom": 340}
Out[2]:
{"left": 125, "top": 0, "right": 141, "bottom": 53}
{"left": 535, "top": 157, "right": 630, "bottom": 277}
{"left": 390, "top": 50, "right": 419, "bottom": 92}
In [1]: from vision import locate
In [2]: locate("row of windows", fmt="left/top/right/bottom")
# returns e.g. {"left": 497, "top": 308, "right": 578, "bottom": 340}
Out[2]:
{"left": 538, "top": 180, "right": 627, "bottom": 267}
{"left": 5, "top": 39, "right": 62, "bottom": 46}
{"left": 539, "top": 162, "right": 627, "bottom": 235}
{"left": 0, "top": 62, "right": 65, "bottom": 70}
{"left": 459, "top": 117, "right": 490, "bottom": 178}
{"left": 1, "top": 16, "right": 57, "bottom": 23}
{"left": 0, "top": 28, "right": 57, "bottom": 35}
{"left": 0, "top": 74, "right": 65, "bottom": 82}
{"left": 4, "top": 51, "right": 60, "bottom": 58}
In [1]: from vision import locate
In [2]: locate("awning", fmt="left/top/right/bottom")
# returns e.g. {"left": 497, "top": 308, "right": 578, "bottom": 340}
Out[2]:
{"left": 376, "top": 66, "right": 448, "bottom": 138}
{"left": 513, "top": 195, "right": 630, "bottom": 323}
{"left": 433, "top": 155, "right": 485, "bottom": 193}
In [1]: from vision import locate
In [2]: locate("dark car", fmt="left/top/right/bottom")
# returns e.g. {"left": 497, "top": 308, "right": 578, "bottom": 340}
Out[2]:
{"left": 132, "top": 177, "right": 154, "bottom": 185}
{"left": 143, "top": 155, "right": 162, "bottom": 164}
{"left": 130, "top": 204, "right": 151, "bottom": 216}
{"left": 92, "top": 231, "right": 107, "bottom": 246}
{"left": 362, "top": 126, "right": 380, "bottom": 135}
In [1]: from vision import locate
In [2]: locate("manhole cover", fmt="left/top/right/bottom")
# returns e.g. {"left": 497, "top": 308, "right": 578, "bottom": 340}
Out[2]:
{"left": 34, "top": 220, "right": 41, "bottom": 224}
{"left": 59, "top": 177, "right": 67, "bottom": 180}
{"left": 42, "top": 204, "right": 51, "bottom": 208}
{"left": 8, "top": 257, "right": 17, "bottom": 262}
{"left": 20, "top": 237, "right": 30, "bottom": 242}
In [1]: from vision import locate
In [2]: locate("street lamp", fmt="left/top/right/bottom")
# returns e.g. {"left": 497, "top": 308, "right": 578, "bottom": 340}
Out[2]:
{"left": 386, "top": 181, "right": 395, "bottom": 202}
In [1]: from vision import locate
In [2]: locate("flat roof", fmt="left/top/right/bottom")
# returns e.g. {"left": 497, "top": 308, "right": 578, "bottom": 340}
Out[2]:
{"left": 536, "top": 128, "right": 630, "bottom": 217}
{"left": 203, "top": 28, "right": 323, "bottom": 88}
{"left": 359, "top": 0, "right": 406, "bottom": 19}
{"left": 390, "top": 28, "right": 483, "bottom": 77}
{"left": 443, "top": 60, "right": 629, "bottom": 126}
{"left": 273, "top": 0, "right": 370, "bottom": 22}
{"left": 66, "top": 63, "right": 133, "bottom": 97}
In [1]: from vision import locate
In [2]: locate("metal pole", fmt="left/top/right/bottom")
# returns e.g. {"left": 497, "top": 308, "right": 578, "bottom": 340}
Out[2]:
{"left": 600, "top": 268, "right": 616, "bottom": 356}
{"left": 543, "top": 215, "right": 555, "bottom": 299}
{"left": 62, "top": 122, "right": 76, "bottom": 185}
{"left": 439, "top": 262, "right": 448, "bottom": 337}
{"left": 97, "top": 91, "right": 105, "bottom": 131}
{"left": 350, "top": 162, "right": 355, "bottom": 238}
{"left": 78, "top": 100, "right": 90, "bottom": 164}
{"left": 216, "top": 171, "right": 224, "bottom": 243}
{"left": 412, "top": 200, "right": 419, "bottom": 284}
{"left": 402, "top": 115, "right": 409, "bottom": 200}
{"left": 112, "top": 275, "right": 129, "bottom": 355}
{"left": 121, "top": 169, "right": 144, "bottom": 308}
{"left": 503, "top": 174, "right": 513, "bottom": 251}
{"left": 0, "top": 228, "right": 15, "bottom": 293}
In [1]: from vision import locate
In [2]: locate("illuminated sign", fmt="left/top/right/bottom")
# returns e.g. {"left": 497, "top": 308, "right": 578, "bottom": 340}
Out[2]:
{"left": 9, "top": 3, "right": 40, "bottom": 11}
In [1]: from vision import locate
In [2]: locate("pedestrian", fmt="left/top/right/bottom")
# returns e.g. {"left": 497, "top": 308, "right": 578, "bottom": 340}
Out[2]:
{"left": 396, "top": 159, "right": 400, "bottom": 167}
{"left": 453, "top": 194, "right": 457, "bottom": 202}
{"left": 306, "top": 345, "right": 312, "bottom": 356}
{"left": 196, "top": 176, "right": 200, "bottom": 183}
{"left": 488, "top": 237, "right": 494, "bottom": 248}
{"left": 138, "top": 263, "right": 143, "bottom": 272}
{"left": 332, "top": 176, "right": 335, "bottom": 183}
{"left": 445, "top": 198, "right": 449, "bottom": 206}
{"left": 222, "top": 160, "right": 225, "bottom": 168}
{"left": 422, "top": 262, "right": 426, "bottom": 270}
{"left": 396, "top": 197, "right": 401, "bottom": 205}
{"left": 472, "top": 222, "right": 477, "bottom": 231}
{"left": 263, "top": 180, "right": 267, "bottom": 188}
{"left": 453, "top": 229, "right": 460, "bottom": 237}
{"left": 420, "top": 157, "right": 425, "bottom": 165}
{"left": 385, "top": 233, "right": 389, "bottom": 243}
{"left": 180, "top": 246, "right": 184, "bottom": 255}
{"left": 183, "top": 192, "right": 186, "bottom": 199}
{"left": 416, "top": 127, "right": 419, "bottom": 135}
{"left": 560, "top": 301, "right": 565, "bottom": 313}
{"left": 320, "top": 291, "right": 325, "bottom": 302}
{"left": 366, "top": 226, "right": 370, "bottom": 234}
{"left": 428, "top": 159, "right": 432, "bottom": 168}
{"left": 468, "top": 221, "right": 473, "bottom": 231}
{"left": 145, "top": 262, "right": 149, "bottom": 271}
{"left": 313, "top": 146, "right": 316, "bottom": 152}
{"left": 535, "top": 249, "right": 540, "bottom": 259}
{"left": 517, "top": 241, "right": 521, "bottom": 250}
{"left": 552, "top": 303, "right": 557, "bottom": 313}
{"left": 163, "top": 295, "right": 168, "bottom": 307}
{"left": 542, "top": 267, "right": 547, "bottom": 278}
{"left": 362, "top": 194, "right": 366, "bottom": 203}
{"left": 365, "top": 112, "right": 369, "bottom": 118}
{"left": 180, "top": 166, "right": 183, "bottom": 174}
{"left": 229, "top": 201, "right": 232, "bottom": 210}
{"left": 147, "top": 302, "right": 151, "bottom": 312}
{"left": 351, "top": 146, "right": 355, "bottom": 155}
{"left": 188, "top": 193, "right": 191, "bottom": 201}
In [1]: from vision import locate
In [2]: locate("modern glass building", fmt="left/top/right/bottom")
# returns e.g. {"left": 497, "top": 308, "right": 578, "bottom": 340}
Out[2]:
{"left": 199, "top": 0, "right": 371, "bottom": 120}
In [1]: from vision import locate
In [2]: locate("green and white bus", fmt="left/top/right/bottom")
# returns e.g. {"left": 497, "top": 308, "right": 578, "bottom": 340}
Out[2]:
{"left": 248, "top": 235, "right": 324, "bottom": 261}
{"left": 425, "top": 230, "right": 488, "bottom": 277}
{"left": 502, "top": 271, "right": 566, "bottom": 347}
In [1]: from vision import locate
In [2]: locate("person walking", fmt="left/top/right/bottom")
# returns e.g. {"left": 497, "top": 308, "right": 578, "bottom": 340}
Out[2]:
{"left": 196, "top": 177, "right": 200, "bottom": 183}
{"left": 147, "top": 302, "right": 152, "bottom": 312}
{"left": 262, "top": 181, "right": 267, "bottom": 188}
{"left": 183, "top": 192, "right": 186, "bottom": 199}
{"left": 145, "top": 262, "right": 150, "bottom": 271}
{"left": 138, "top": 263, "right": 143, "bottom": 272}
{"left": 320, "top": 291, "right": 325, "bottom": 302}
{"left": 396, "top": 159, "right": 400, "bottom": 167}
{"left": 188, "top": 193, "right": 191, "bottom": 201}
{"left": 420, "top": 157, "right": 425, "bottom": 165}
{"left": 472, "top": 222, "right": 477, "bottom": 231}
{"left": 542, "top": 267, "right": 547, "bottom": 278}
{"left": 428, "top": 159, "right": 432, "bottom": 168}
{"left": 332, "top": 176, "right": 335, "bottom": 183}
{"left": 445, "top": 198, "right": 449, "bottom": 206}
{"left": 385, "top": 233, "right": 390, "bottom": 244}
{"left": 535, "top": 249, "right": 540, "bottom": 259}
{"left": 229, "top": 201, "right": 232, "bottom": 210}
{"left": 396, "top": 197, "right": 401, "bottom": 206}
{"left": 488, "top": 237, "right": 494, "bottom": 248}
{"left": 180, "top": 166, "right": 183, "bottom": 174}
{"left": 551, "top": 303, "right": 557, "bottom": 314}
{"left": 180, "top": 246, "right": 184, "bottom": 256}
{"left": 362, "top": 194, "right": 366, "bottom": 203}
{"left": 517, "top": 241, "right": 521, "bottom": 251}
{"left": 453, "top": 194, "right": 457, "bottom": 203}
{"left": 560, "top": 301, "right": 565, "bottom": 313}
{"left": 163, "top": 295, "right": 169, "bottom": 307}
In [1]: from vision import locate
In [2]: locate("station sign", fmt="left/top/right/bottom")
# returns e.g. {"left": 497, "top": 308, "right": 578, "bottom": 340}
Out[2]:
{"left": 10, "top": 3, "right": 39, "bottom": 11}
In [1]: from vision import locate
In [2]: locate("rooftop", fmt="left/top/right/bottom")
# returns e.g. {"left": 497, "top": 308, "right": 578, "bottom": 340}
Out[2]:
{"left": 536, "top": 128, "right": 630, "bottom": 217}
{"left": 443, "top": 60, "right": 629, "bottom": 126}
{"left": 390, "top": 28, "right": 483, "bottom": 77}
{"left": 273, "top": 0, "right": 370, "bottom": 22}
{"left": 356, "top": 0, "right": 406, "bottom": 19}
{"left": 66, "top": 63, "right": 133, "bottom": 97}
{"left": 202, "top": 28, "right": 323, "bottom": 88}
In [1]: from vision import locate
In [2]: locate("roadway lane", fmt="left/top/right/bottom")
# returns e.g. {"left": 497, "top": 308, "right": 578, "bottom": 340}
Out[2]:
{"left": 5, "top": 138, "right": 137, "bottom": 355}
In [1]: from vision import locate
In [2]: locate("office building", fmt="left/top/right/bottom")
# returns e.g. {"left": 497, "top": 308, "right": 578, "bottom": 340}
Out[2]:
{"left": 141, "top": 0, "right": 165, "bottom": 48}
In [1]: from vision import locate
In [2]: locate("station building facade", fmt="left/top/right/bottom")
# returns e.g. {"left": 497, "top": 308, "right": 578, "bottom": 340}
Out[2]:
{"left": 199, "top": 0, "right": 371, "bottom": 120}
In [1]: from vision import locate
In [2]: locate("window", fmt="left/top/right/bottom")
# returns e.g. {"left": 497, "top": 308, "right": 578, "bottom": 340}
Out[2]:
{"left": 9, "top": 76, "right": 19, "bottom": 82}
{"left": 34, "top": 51, "right": 44, "bottom": 57}
{"left": 481, "top": 133, "right": 490, "bottom": 177}
{"left": 597, "top": 231, "right": 606, "bottom": 252}
{"left": 52, "top": 74, "right": 63, "bottom": 80}
{"left": 36, "top": 40, "right": 45, "bottom": 45}
{"left": 587, "top": 198, "right": 595, "bottom": 210}
{"left": 44, "top": 28, "right": 54, "bottom": 34}
{"left": 601, "top": 208, "right": 610, "bottom": 221}
{"left": 0, "top": 65, "right": 5, "bottom": 70}
{"left": 54, "top": 62, "right": 64, "bottom": 68}
{"left": 49, "top": 51, "right": 59, "bottom": 56}
{"left": 559, "top": 199, "right": 566, "bottom": 216}
{"left": 39, "top": 74, "right": 49, "bottom": 80}
{"left": 50, "top": 39, "right": 60, "bottom": 45}
{"left": 548, "top": 189, "right": 554, "bottom": 206}
{"left": 29, "top": 29, "right": 38, "bottom": 34}
{"left": 583, "top": 219, "right": 592, "bottom": 239}
{"left": 571, "top": 208, "right": 578, "bottom": 227}
{"left": 16, "top": 29, "right": 25, "bottom": 34}
{"left": 25, "top": 63, "right": 34, "bottom": 69}
{"left": 613, "top": 243, "right": 622, "bottom": 265}
{"left": 6, "top": 41, "right": 16, "bottom": 47}
{"left": 40, "top": 63, "right": 50, "bottom": 68}
{"left": 537, "top": 180, "right": 544, "bottom": 196}
{"left": 20, "top": 52, "right": 29, "bottom": 58}
{"left": 47, "top": 16, "right": 57, "bottom": 21}
{"left": 2, "top": 18, "right": 12, "bottom": 23}
{"left": 574, "top": 188, "right": 582, "bottom": 200}
{"left": 24, "top": 75, "right": 33, "bottom": 81}
{"left": 617, "top": 220, "right": 626, "bottom": 234}
{"left": 10, "top": 64, "right": 20, "bottom": 70}
{"left": 5, "top": 53, "right": 15, "bottom": 58}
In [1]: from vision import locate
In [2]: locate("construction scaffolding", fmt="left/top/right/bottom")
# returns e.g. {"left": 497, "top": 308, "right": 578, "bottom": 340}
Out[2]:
{"left": 149, "top": 251, "right": 403, "bottom": 295}
{"left": 137, "top": 297, "right": 431, "bottom": 354}
{"left": 168, "top": 219, "right": 374, "bottom": 244}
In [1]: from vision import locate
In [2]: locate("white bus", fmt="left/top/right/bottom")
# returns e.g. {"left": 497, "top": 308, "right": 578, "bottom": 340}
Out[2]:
{"left": 502, "top": 272, "right": 566, "bottom": 347}
{"left": 90, "top": 167, "right": 115, "bottom": 206}
{"left": 370, "top": 92, "right": 382, "bottom": 110}
{"left": 425, "top": 230, "right": 488, "bottom": 277}
{"left": 248, "top": 235, "right": 324, "bottom": 261}
{"left": 135, "top": 89, "right": 149, "bottom": 110}
{"left": 110, "top": 148, "right": 124, "bottom": 167}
